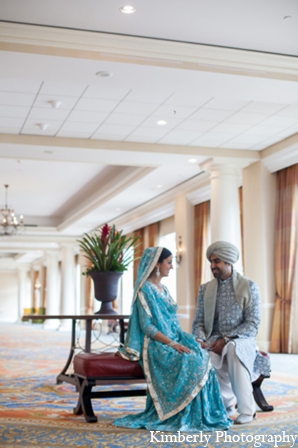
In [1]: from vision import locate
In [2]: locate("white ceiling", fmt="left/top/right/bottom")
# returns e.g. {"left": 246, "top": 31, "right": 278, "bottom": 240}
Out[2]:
{"left": 1, "top": 65, "right": 298, "bottom": 146}
{"left": 1, "top": 0, "right": 298, "bottom": 56}
{"left": 0, "top": 0, "right": 298, "bottom": 262}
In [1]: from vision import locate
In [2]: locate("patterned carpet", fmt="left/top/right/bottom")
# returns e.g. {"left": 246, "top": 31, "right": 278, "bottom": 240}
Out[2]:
{"left": 0, "top": 323, "right": 297, "bottom": 448}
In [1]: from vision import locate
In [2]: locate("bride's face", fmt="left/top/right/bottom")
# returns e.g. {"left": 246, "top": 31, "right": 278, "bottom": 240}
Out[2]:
{"left": 158, "top": 255, "right": 173, "bottom": 278}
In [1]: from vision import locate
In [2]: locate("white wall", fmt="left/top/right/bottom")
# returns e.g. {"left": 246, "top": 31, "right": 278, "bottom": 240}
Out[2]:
{"left": 159, "top": 215, "right": 175, "bottom": 237}
{"left": 0, "top": 271, "right": 18, "bottom": 322}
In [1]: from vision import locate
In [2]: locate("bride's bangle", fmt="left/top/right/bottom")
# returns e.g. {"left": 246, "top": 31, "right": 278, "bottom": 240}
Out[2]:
{"left": 167, "top": 340, "right": 178, "bottom": 347}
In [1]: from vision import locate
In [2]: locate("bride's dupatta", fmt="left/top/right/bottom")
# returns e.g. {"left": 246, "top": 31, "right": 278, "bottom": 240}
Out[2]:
{"left": 118, "top": 247, "right": 162, "bottom": 361}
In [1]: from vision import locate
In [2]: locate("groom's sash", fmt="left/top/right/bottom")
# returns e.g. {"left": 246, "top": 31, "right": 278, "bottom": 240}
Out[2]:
{"left": 203, "top": 270, "right": 252, "bottom": 339}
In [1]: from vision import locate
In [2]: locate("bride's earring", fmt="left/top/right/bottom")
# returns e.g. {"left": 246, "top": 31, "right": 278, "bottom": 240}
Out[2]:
{"left": 156, "top": 266, "right": 160, "bottom": 277}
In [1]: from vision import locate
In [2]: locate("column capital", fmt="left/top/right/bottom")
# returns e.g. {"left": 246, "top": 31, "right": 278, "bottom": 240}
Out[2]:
{"left": 61, "top": 242, "right": 81, "bottom": 255}
{"left": 32, "top": 264, "right": 41, "bottom": 272}
{"left": 46, "top": 249, "right": 60, "bottom": 258}
{"left": 200, "top": 157, "right": 249, "bottom": 175}
{"left": 16, "top": 263, "right": 31, "bottom": 272}
{"left": 60, "top": 242, "right": 76, "bottom": 249}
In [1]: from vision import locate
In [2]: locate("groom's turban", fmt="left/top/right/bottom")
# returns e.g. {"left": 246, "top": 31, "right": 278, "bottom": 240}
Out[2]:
{"left": 206, "top": 241, "right": 239, "bottom": 265}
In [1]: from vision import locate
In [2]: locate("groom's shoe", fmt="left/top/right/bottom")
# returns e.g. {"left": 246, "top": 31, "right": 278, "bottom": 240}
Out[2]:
{"left": 235, "top": 413, "right": 257, "bottom": 424}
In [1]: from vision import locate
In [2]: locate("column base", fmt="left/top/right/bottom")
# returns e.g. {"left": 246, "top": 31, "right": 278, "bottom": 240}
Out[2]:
{"left": 59, "top": 320, "right": 72, "bottom": 331}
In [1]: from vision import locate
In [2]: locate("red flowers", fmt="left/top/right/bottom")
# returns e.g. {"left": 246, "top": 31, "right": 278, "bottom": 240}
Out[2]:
{"left": 78, "top": 223, "right": 140, "bottom": 274}
{"left": 101, "top": 224, "right": 111, "bottom": 244}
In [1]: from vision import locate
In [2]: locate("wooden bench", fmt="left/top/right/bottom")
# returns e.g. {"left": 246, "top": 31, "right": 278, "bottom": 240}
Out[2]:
{"left": 252, "top": 374, "right": 274, "bottom": 412}
{"left": 72, "top": 352, "right": 273, "bottom": 423}
{"left": 73, "top": 352, "right": 147, "bottom": 423}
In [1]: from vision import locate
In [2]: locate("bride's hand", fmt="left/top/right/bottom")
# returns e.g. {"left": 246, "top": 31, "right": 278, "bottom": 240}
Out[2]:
{"left": 172, "top": 343, "right": 191, "bottom": 354}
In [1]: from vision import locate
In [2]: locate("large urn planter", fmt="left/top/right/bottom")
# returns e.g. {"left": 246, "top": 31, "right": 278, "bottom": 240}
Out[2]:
{"left": 77, "top": 223, "right": 139, "bottom": 314}
{"left": 90, "top": 271, "right": 122, "bottom": 315}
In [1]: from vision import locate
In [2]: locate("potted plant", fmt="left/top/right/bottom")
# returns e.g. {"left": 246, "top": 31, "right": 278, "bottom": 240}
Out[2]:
{"left": 77, "top": 223, "right": 140, "bottom": 314}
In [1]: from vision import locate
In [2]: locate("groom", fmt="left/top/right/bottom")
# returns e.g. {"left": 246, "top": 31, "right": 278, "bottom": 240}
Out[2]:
{"left": 192, "top": 241, "right": 271, "bottom": 424}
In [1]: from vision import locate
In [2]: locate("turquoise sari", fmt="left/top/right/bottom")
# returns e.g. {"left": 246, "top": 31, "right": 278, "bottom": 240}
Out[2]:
{"left": 114, "top": 247, "right": 232, "bottom": 431}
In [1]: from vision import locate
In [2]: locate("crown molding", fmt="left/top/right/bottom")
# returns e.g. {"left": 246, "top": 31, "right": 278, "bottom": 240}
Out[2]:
{"left": 261, "top": 133, "right": 298, "bottom": 173}
{"left": 58, "top": 166, "right": 155, "bottom": 231}
{"left": 1, "top": 22, "right": 298, "bottom": 81}
{"left": 113, "top": 171, "right": 210, "bottom": 234}
{"left": 0, "top": 133, "right": 260, "bottom": 166}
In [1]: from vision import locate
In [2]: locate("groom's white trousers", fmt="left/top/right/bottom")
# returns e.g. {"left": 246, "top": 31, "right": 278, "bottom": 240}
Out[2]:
{"left": 210, "top": 342, "right": 256, "bottom": 415}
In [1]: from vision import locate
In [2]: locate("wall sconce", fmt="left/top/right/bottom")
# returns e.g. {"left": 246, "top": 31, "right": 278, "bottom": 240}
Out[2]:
{"left": 176, "top": 235, "right": 182, "bottom": 266}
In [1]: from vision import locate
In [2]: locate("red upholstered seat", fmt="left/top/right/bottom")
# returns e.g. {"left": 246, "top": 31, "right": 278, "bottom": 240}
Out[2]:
{"left": 73, "top": 352, "right": 145, "bottom": 379}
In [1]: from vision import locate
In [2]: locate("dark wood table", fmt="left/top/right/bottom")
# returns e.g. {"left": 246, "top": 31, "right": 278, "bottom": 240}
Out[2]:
{"left": 21, "top": 314, "right": 130, "bottom": 385}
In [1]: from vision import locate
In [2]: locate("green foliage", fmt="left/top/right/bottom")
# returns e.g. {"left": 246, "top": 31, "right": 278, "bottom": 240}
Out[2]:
{"left": 77, "top": 223, "right": 140, "bottom": 275}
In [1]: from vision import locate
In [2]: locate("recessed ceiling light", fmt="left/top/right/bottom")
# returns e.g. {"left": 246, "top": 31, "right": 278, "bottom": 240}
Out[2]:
{"left": 157, "top": 184, "right": 163, "bottom": 188}
{"left": 188, "top": 158, "right": 198, "bottom": 163}
{"left": 37, "top": 123, "right": 49, "bottom": 130}
{"left": 96, "top": 71, "right": 113, "bottom": 78}
{"left": 120, "top": 5, "right": 136, "bottom": 14}
{"left": 157, "top": 120, "right": 168, "bottom": 126}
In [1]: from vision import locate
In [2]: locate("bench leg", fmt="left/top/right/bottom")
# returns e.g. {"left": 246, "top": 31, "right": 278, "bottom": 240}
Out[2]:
{"left": 73, "top": 377, "right": 98, "bottom": 423}
{"left": 252, "top": 375, "right": 274, "bottom": 412}
{"left": 73, "top": 377, "right": 83, "bottom": 416}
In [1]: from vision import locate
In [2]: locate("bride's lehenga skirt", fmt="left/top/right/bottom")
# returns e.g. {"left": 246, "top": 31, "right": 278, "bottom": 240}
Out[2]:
{"left": 114, "top": 368, "right": 232, "bottom": 432}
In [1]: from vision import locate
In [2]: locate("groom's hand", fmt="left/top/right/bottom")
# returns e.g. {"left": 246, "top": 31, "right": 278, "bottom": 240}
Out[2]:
{"left": 209, "top": 338, "right": 226, "bottom": 355}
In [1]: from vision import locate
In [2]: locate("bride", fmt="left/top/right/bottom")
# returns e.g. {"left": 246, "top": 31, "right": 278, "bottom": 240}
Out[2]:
{"left": 114, "top": 246, "right": 232, "bottom": 432}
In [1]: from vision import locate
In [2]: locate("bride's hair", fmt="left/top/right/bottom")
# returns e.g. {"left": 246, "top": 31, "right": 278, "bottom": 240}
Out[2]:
{"left": 158, "top": 247, "right": 172, "bottom": 263}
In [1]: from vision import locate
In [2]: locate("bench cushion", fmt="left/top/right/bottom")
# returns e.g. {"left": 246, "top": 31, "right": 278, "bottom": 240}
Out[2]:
{"left": 73, "top": 352, "right": 145, "bottom": 378}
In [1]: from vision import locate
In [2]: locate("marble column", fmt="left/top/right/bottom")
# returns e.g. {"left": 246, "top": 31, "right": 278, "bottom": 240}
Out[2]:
{"left": 17, "top": 264, "right": 31, "bottom": 322}
{"left": 77, "top": 252, "right": 88, "bottom": 315}
{"left": 30, "top": 267, "right": 38, "bottom": 310}
{"left": 44, "top": 251, "right": 60, "bottom": 329}
{"left": 60, "top": 244, "right": 76, "bottom": 330}
{"left": 38, "top": 261, "right": 46, "bottom": 310}
{"left": 200, "top": 159, "right": 244, "bottom": 272}
{"left": 174, "top": 193, "right": 195, "bottom": 332}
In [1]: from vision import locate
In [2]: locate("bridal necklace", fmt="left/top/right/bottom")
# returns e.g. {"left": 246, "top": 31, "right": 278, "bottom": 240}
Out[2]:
{"left": 148, "top": 277, "right": 163, "bottom": 290}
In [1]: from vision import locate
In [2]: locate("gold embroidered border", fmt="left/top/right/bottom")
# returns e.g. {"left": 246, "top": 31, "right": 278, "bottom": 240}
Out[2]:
{"left": 138, "top": 291, "right": 152, "bottom": 317}
{"left": 132, "top": 247, "right": 163, "bottom": 305}
{"left": 117, "top": 346, "right": 140, "bottom": 361}
{"left": 143, "top": 336, "right": 212, "bottom": 421}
